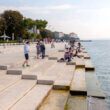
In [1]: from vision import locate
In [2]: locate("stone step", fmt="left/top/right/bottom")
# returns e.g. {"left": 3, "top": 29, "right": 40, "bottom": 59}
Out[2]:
{"left": 10, "top": 85, "right": 52, "bottom": 110}
{"left": 0, "top": 80, "right": 36, "bottom": 110}
{"left": 58, "top": 50, "right": 65, "bottom": 52}
{"left": 48, "top": 51, "right": 64, "bottom": 60}
{"left": 67, "top": 95, "right": 87, "bottom": 110}
{"left": 0, "top": 75, "right": 21, "bottom": 93}
{"left": 48, "top": 51, "right": 58, "bottom": 60}
{"left": 70, "top": 68, "right": 87, "bottom": 95}
{"left": 0, "top": 65, "right": 7, "bottom": 70}
{"left": 48, "top": 57, "right": 58, "bottom": 60}
{"left": 85, "top": 59, "right": 95, "bottom": 71}
{"left": 22, "top": 74, "right": 37, "bottom": 80}
{"left": 86, "top": 72, "right": 105, "bottom": 98}
{"left": 7, "top": 58, "right": 48, "bottom": 76}
{"left": 72, "top": 57, "right": 85, "bottom": 68}
{"left": 0, "top": 70, "right": 7, "bottom": 78}
{"left": 54, "top": 65, "right": 75, "bottom": 90}
{"left": 37, "top": 76, "right": 55, "bottom": 85}
{"left": 87, "top": 97, "right": 108, "bottom": 110}
{"left": 66, "top": 62, "right": 76, "bottom": 65}
{"left": 7, "top": 69, "right": 22, "bottom": 75}
{"left": 24, "top": 60, "right": 57, "bottom": 77}
{"left": 83, "top": 53, "right": 91, "bottom": 59}
{"left": 39, "top": 90, "right": 69, "bottom": 110}
{"left": 37, "top": 63, "right": 66, "bottom": 85}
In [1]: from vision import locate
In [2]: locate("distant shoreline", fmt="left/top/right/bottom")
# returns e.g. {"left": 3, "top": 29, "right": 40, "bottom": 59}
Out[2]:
{"left": 80, "top": 40, "right": 92, "bottom": 42}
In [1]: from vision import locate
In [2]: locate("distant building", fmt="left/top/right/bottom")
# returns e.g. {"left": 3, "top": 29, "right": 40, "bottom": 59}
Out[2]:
{"left": 54, "top": 31, "right": 64, "bottom": 38}
{"left": 69, "top": 32, "right": 79, "bottom": 40}
{"left": 59, "top": 32, "right": 64, "bottom": 38}
{"left": 54, "top": 31, "right": 59, "bottom": 38}
{"left": 27, "top": 25, "right": 37, "bottom": 34}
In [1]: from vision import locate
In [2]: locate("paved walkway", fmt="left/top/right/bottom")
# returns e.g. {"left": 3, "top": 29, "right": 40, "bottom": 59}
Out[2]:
{"left": 0, "top": 42, "right": 108, "bottom": 110}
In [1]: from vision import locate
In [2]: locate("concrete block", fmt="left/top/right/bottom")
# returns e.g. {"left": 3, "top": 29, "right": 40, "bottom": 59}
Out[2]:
{"left": 78, "top": 55, "right": 84, "bottom": 57}
{"left": 84, "top": 56, "right": 91, "bottom": 59}
{"left": 0, "top": 65, "right": 7, "bottom": 70}
{"left": 54, "top": 81, "right": 71, "bottom": 90}
{"left": 48, "top": 57, "right": 58, "bottom": 60}
{"left": 70, "top": 90, "right": 87, "bottom": 96}
{"left": 70, "top": 68, "right": 87, "bottom": 96}
{"left": 45, "top": 55, "right": 48, "bottom": 57}
{"left": 22, "top": 74, "right": 37, "bottom": 80}
{"left": 37, "top": 76, "right": 56, "bottom": 85}
{"left": 85, "top": 59, "right": 95, "bottom": 71}
{"left": 83, "top": 51, "right": 87, "bottom": 53}
{"left": 66, "top": 62, "right": 76, "bottom": 65}
{"left": 7, "top": 69, "right": 22, "bottom": 75}
{"left": 76, "top": 63, "right": 85, "bottom": 68}
{"left": 72, "top": 57, "right": 85, "bottom": 68}
{"left": 57, "top": 59, "right": 65, "bottom": 63}
{"left": 38, "top": 80, "right": 53, "bottom": 85}
{"left": 58, "top": 50, "right": 65, "bottom": 52}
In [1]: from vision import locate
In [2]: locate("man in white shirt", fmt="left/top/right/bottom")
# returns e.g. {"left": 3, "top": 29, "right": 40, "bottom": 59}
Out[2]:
{"left": 22, "top": 41, "right": 30, "bottom": 67}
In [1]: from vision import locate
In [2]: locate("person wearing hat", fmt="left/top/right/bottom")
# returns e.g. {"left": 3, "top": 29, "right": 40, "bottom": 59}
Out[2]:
{"left": 40, "top": 42, "right": 45, "bottom": 59}
{"left": 22, "top": 41, "right": 30, "bottom": 67}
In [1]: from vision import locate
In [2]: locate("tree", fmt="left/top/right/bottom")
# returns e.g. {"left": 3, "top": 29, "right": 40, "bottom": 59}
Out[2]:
{"left": 37, "top": 34, "right": 42, "bottom": 39}
{"left": 40, "top": 29, "right": 55, "bottom": 39}
{"left": 0, "top": 10, "right": 49, "bottom": 40}
{"left": 23, "top": 18, "right": 36, "bottom": 30}
{"left": 35, "top": 20, "right": 48, "bottom": 30}
{"left": 0, "top": 10, "right": 24, "bottom": 40}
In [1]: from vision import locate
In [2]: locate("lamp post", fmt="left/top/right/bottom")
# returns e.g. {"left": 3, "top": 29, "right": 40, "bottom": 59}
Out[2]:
{"left": 12, "top": 27, "right": 15, "bottom": 41}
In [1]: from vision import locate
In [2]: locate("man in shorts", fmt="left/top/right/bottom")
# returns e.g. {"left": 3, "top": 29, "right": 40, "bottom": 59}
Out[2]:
{"left": 22, "top": 41, "right": 30, "bottom": 67}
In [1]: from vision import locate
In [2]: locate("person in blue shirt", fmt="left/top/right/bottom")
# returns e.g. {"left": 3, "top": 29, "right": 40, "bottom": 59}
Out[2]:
{"left": 22, "top": 41, "right": 30, "bottom": 67}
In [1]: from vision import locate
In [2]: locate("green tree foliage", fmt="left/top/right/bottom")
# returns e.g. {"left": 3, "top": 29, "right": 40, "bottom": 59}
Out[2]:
{"left": 35, "top": 20, "right": 48, "bottom": 30}
{"left": 0, "top": 10, "right": 24, "bottom": 40}
{"left": 37, "top": 34, "right": 42, "bottom": 40}
{"left": 0, "top": 10, "right": 51, "bottom": 40}
{"left": 25, "top": 32, "right": 36, "bottom": 39}
{"left": 40, "top": 29, "right": 55, "bottom": 39}
{"left": 23, "top": 18, "right": 35, "bottom": 30}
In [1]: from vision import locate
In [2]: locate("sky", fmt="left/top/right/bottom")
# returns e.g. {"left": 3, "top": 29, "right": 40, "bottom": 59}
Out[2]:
{"left": 0, "top": 0, "right": 110, "bottom": 40}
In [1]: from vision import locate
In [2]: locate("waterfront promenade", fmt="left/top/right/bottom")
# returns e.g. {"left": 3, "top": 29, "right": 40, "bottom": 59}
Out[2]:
{"left": 0, "top": 42, "right": 108, "bottom": 110}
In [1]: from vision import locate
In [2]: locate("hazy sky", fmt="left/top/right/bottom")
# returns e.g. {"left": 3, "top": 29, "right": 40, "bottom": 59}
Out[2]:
{"left": 0, "top": 0, "right": 110, "bottom": 39}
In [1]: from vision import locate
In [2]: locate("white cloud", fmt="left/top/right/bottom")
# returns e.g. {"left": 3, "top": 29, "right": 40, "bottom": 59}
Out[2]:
{"left": 1, "top": 4, "right": 110, "bottom": 39}
{"left": 0, "top": 4, "right": 73, "bottom": 15}
{"left": 0, "top": 6, "right": 50, "bottom": 14}
{"left": 45, "top": 4, "right": 73, "bottom": 10}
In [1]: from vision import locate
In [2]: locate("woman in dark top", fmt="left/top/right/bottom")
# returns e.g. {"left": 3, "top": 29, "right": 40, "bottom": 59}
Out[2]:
{"left": 36, "top": 43, "right": 41, "bottom": 59}
{"left": 40, "top": 42, "right": 45, "bottom": 59}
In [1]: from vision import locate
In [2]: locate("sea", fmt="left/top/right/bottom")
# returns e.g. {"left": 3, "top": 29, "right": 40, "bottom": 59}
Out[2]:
{"left": 82, "top": 40, "right": 110, "bottom": 109}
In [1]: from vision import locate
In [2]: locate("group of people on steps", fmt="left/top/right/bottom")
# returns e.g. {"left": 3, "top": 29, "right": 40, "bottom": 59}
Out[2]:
{"left": 64, "top": 40, "right": 81, "bottom": 62}
{"left": 22, "top": 40, "right": 46, "bottom": 67}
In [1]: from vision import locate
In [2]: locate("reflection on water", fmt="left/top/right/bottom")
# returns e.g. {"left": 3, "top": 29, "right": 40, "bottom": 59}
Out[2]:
{"left": 82, "top": 40, "right": 110, "bottom": 109}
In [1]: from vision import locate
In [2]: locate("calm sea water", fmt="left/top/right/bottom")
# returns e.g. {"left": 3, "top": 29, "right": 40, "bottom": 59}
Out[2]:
{"left": 82, "top": 40, "right": 110, "bottom": 108}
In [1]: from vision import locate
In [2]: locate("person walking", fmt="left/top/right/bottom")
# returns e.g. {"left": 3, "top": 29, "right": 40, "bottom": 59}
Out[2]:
{"left": 22, "top": 41, "right": 30, "bottom": 67}
{"left": 40, "top": 42, "right": 45, "bottom": 59}
{"left": 36, "top": 43, "right": 40, "bottom": 59}
{"left": 78, "top": 42, "right": 81, "bottom": 52}
{"left": 51, "top": 42, "right": 55, "bottom": 48}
